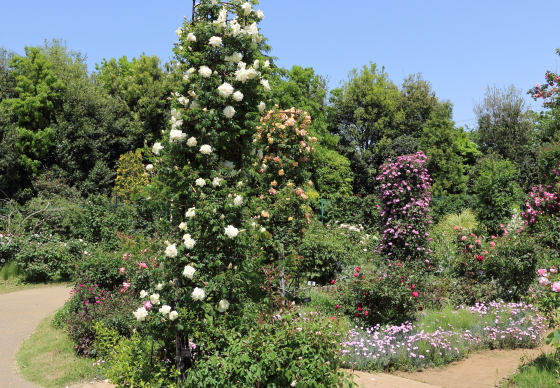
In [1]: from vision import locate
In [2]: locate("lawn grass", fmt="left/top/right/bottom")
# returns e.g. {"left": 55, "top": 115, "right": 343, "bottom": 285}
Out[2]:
{"left": 500, "top": 352, "right": 560, "bottom": 387}
{"left": 15, "top": 310, "right": 98, "bottom": 388}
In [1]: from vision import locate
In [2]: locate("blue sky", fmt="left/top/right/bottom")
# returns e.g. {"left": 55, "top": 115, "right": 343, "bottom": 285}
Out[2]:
{"left": 1, "top": 0, "right": 558, "bottom": 128}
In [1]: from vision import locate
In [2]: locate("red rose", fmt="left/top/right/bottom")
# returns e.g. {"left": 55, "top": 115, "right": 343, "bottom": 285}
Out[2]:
{"left": 410, "top": 284, "right": 415, "bottom": 290}
{"left": 412, "top": 291, "right": 419, "bottom": 298}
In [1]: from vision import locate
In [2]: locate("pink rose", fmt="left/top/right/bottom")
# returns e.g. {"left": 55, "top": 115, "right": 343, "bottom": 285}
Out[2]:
{"left": 412, "top": 291, "right": 419, "bottom": 298}
{"left": 552, "top": 282, "right": 560, "bottom": 293}
{"left": 138, "top": 262, "right": 148, "bottom": 269}
{"left": 539, "top": 277, "right": 550, "bottom": 286}
{"left": 461, "top": 236, "right": 467, "bottom": 241}
{"left": 119, "top": 267, "right": 126, "bottom": 274}
{"left": 143, "top": 300, "right": 153, "bottom": 310}
{"left": 537, "top": 268, "right": 548, "bottom": 275}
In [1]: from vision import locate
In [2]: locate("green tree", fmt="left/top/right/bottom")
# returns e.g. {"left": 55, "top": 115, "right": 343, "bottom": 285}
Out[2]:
{"left": 473, "top": 85, "right": 537, "bottom": 189}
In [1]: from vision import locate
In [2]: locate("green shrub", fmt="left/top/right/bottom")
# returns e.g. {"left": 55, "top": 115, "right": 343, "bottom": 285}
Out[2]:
{"left": 320, "top": 195, "right": 381, "bottom": 233}
{"left": 430, "top": 195, "right": 477, "bottom": 224}
{"left": 0, "top": 260, "right": 23, "bottom": 280}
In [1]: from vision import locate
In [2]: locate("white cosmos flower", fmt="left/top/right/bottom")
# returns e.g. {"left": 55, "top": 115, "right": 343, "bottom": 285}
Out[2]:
{"left": 183, "top": 234, "right": 196, "bottom": 249}
{"left": 258, "top": 101, "right": 266, "bottom": 113}
{"left": 185, "top": 207, "right": 196, "bottom": 217}
{"left": 169, "top": 310, "right": 179, "bottom": 321}
{"left": 218, "top": 299, "right": 230, "bottom": 312}
{"left": 183, "top": 265, "right": 196, "bottom": 279}
{"left": 233, "top": 195, "right": 243, "bottom": 206}
{"left": 200, "top": 144, "right": 212, "bottom": 154}
{"left": 170, "top": 129, "right": 186, "bottom": 142}
{"left": 191, "top": 287, "right": 206, "bottom": 301}
{"left": 133, "top": 307, "right": 149, "bottom": 321}
{"left": 209, "top": 36, "right": 222, "bottom": 47}
{"left": 218, "top": 82, "right": 234, "bottom": 97}
{"left": 212, "top": 177, "right": 223, "bottom": 187}
{"left": 223, "top": 106, "right": 235, "bottom": 118}
{"left": 150, "top": 293, "right": 160, "bottom": 305}
{"left": 198, "top": 66, "right": 212, "bottom": 77}
{"left": 232, "top": 91, "right": 244, "bottom": 101}
{"left": 261, "top": 79, "right": 271, "bottom": 91}
{"left": 146, "top": 164, "right": 154, "bottom": 171}
{"left": 179, "top": 222, "right": 188, "bottom": 230}
{"left": 140, "top": 290, "right": 148, "bottom": 298}
{"left": 195, "top": 178, "right": 206, "bottom": 187}
{"left": 241, "top": 2, "right": 252, "bottom": 15}
{"left": 186, "top": 32, "right": 196, "bottom": 42}
{"left": 225, "top": 52, "right": 243, "bottom": 63}
{"left": 159, "top": 305, "right": 171, "bottom": 315}
{"left": 187, "top": 137, "right": 197, "bottom": 147}
{"left": 224, "top": 225, "right": 239, "bottom": 239}
{"left": 152, "top": 142, "right": 164, "bottom": 155}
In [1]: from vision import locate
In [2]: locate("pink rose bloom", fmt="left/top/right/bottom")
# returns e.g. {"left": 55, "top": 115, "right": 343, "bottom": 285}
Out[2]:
{"left": 489, "top": 242, "right": 496, "bottom": 247}
{"left": 461, "top": 236, "right": 467, "bottom": 241}
{"left": 550, "top": 268, "right": 557, "bottom": 273}
{"left": 539, "top": 277, "right": 550, "bottom": 286}
{"left": 353, "top": 273, "right": 359, "bottom": 277}
{"left": 119, "top": 267, "right": 126, "bottom": 274}
{"left": 475, "top": 239, "right": 481, "bottom": 245}
{"left": 330, "top": 279, "right": 336, "bottom": 285}
{"left": 537, "top": 268, "right": 548, "bottom": 275}
{"left": 143, "top": 300, "right": 153, "bottom": 310}
{"left": 122, "top": 282, "right": 131, "bottom": 290}
{"left": 552, "top": 282, "right": 560, "bottom": 293}
{"left": 411, "top": 291, "right": 419, "bottom": 298}
{"left": 138, "top": 262, "right": 148, "bottom": 269}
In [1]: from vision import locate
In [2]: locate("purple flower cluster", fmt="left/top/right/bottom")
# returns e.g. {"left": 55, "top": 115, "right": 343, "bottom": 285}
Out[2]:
{"left": 376, "top": 152, "right": 433, "bottom": 260}
{"left": 340, "top": 301, "right": 546, "bottom": 372}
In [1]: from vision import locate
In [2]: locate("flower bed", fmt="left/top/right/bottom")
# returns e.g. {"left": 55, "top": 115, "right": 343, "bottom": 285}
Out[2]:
{"left": 341, "top": 301, "right": 546, "bottom": 372}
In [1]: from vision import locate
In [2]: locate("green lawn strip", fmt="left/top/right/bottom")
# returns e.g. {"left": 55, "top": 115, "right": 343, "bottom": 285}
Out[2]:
{"left": 500, "top": 353, "right": 560, "bottom": 388}
{"left": 15, "top": 311, "right": 98, "bottom": 388}
{"left": 0, "top": 280, "right": 69, "bottom": 295}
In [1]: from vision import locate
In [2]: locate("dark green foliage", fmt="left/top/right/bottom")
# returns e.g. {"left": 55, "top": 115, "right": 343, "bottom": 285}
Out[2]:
{"left": 473, "top": 156, "right": 522, "bottom": 235}
{"left": 430, "top": 195, "right": 477, "bottom": 224}
{"left": 536, "top": 141, "right": 560, "bottom": 185}
{"left": 320, "top": 194, "right": 381, "bottom": 232}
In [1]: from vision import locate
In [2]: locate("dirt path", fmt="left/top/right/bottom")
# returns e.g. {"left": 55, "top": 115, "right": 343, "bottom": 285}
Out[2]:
{"left": 393, "top": 342, "right": 555, "bottom": 388}
{"left": 0, "top": 285, "right": 71, "bottom": 388}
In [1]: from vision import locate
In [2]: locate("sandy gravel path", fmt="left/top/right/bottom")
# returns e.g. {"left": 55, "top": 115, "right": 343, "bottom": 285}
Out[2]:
{"left": 0, "top": 285, "right": 71, "bottom": 388}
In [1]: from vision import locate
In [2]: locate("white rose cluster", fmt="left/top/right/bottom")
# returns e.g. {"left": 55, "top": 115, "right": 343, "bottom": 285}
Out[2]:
{"left": 218, "top": 82, "right": 234, "bottom": 97}
{"left": 185, "top": 207, "right": 196, "bottom": 217}
{"left": 223, "top": 106, "right": 235, "bottom": 118}
{"left": 169, "top": 129, "right": 186, "bottom": 142}
{"left": 200, "top": 144, "right": 212, "bottom": 154}
{"left": 165, "top": 243, "right": 178, "bottom": 258}
{"left": 183, "top": 234, "right": 196, "bottom": 249}
{"left": 133, "top": 307, "right": 149, "bottom": 321}
{"left": 212, "top": 177, "right": 223, "bottom": 187}
{"left": 225, "top": 52, "right": 243, "bottom": 63}
{"left": 209, "top": 36, "right": 222, "bottom": 47}
{"left": 187, "top": 137, "right": 197, "bottom": 147}
{"left": 233, "top": 195, "right": 243, "bottom": 206}
{"left": 198, "top": 66, "right": 212, "bottom": 78}
{"left": 195, "top": 178, "right": 206, "bottom": 187}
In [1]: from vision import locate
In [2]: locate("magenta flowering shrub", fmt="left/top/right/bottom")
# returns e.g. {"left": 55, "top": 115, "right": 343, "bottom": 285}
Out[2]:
{"left": 521, "top": 181, "right": 560, "bottom": 225}
{"left": 376, "top": 151, "right": 433, "bottom": 261}
{"left": 528, "top": 69, "right": 560, "bottom": 109}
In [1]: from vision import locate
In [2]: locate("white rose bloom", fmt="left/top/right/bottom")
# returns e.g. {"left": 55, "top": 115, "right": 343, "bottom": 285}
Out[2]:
{"left": 152, "top": 142, "right": 164, "bottom": 155}
{"left": 190, "top": 100, "right": 200, "bottom": 110}
{"left": 195, "top": 178, "right": 206, "bottom": 187}
{"left": 232, "top": 91, "right": 244, "bottom": 101}
{"left": 182, "top": 74, "right": 189, "bottom": 81}
{"left": 169, "top": 310, "right": 179, "bottom": 321}
{"left": 258, "top": 101, "right": 266, "bottom": 113}
{"left": 171, "top": 108, "right": 181, "bottom": 120}
{"left": 223, "top": 106, "right": 236, "bottom": 118}
{"left": 185, "top": 207, "right": 196, "bottom": 217}
{"left": 186, "top": 32, "right": 196, "bottom": 42}
{"left": 237, "top": 181, "right": 244, "bottom": 187}
{"left": 183, "top": 234, "right": 196, "bottom": 249}
{"left": 246, "top": 68, "right": 258, "bottom": 80}
{"left": 241, "top": 2, "right": 252, "bottom": 15}
{"left": 133, "top": 307, "right": 149, "bottom": 321}
{"left": 178, "top": 96, "right": 189, "bottom": 105}
{"left": 159, "top": 305, "right": 171, "bottom": 315}
{"left": 155, "top": 283, "right": 163, "bottom": 291}
{"left": 219, "top": 160, "right": 235, "bottom": 170}
{"left": 191, "top": 287, "right": 206, "bottom": 301}
{"left": 200, "top": 144, "right": 212, "bottom": 154}
{"left": 235, "top": 68, "right": 249, "bottom": 83}
{"left": 183, "top": 265, "right": 196, "bottom": 279}
{"left": 263, "top": 60, "right": 270, "bottom": 68}
{"left": 212, "top": 177, "right": 223, "bottom": 187}
{"left": 140, "top": 290, "right": 148, "bottom": 298}
{"left": 218, "top": 299, "right": 230, "bottom": 312}
{"left": 187, "top": 67, "right": 196, "bottom": 74}
{"left": 209, "top": 36, "right": 222, "bottom": 47}
{"left": 218, "top": 82, "right": 234, "bottom": 97}
{"left": 238, "top": 61, "right": 247, "bottom": 70}
{"left": 225, "top": 52, "right": 243, "bottom": 63}
{"left": 165, "top": 243, "right": 178, "bottom": 258}
{"left": 224, "top": 225, "right": 239, "bottom": 239}
{"left": 169, "top": 129, "right": 186, "bottom": 142}
{"left": 170, "top": 117, "right": 183, "bottom": 129}
{"left": 198, "top": 66, "right": 212, "bottom": 77}
{"left": 175, "top": 27, "right": 183, "bottom": 37}
{"left": 150, "top": 293, "right": 160, "bottom": 305}
{"left": 213, "top": 8, "right": 227, "bottom": 27}
{"left": 261, "top": 79, "right": 271, "bottom": 91}
{"left": 146, "top": 164, "right": 154, "bottom": 171}
{"left": 233, "top": 195, "right": 243, "bottom": 206}
{"left": 253, "top": 60, "right": 260, "bottom": 69}
{"left": 187, "top": 137, "right": 197, "bottom": 147}
{"left": 229, "top": 19, "right": 242, "bottom": 37}
{"left": 179, "top": 222, "right": 188, "bottom": 230}
{"left": 255, "top": 10, "right": 265, "bottom": 19}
